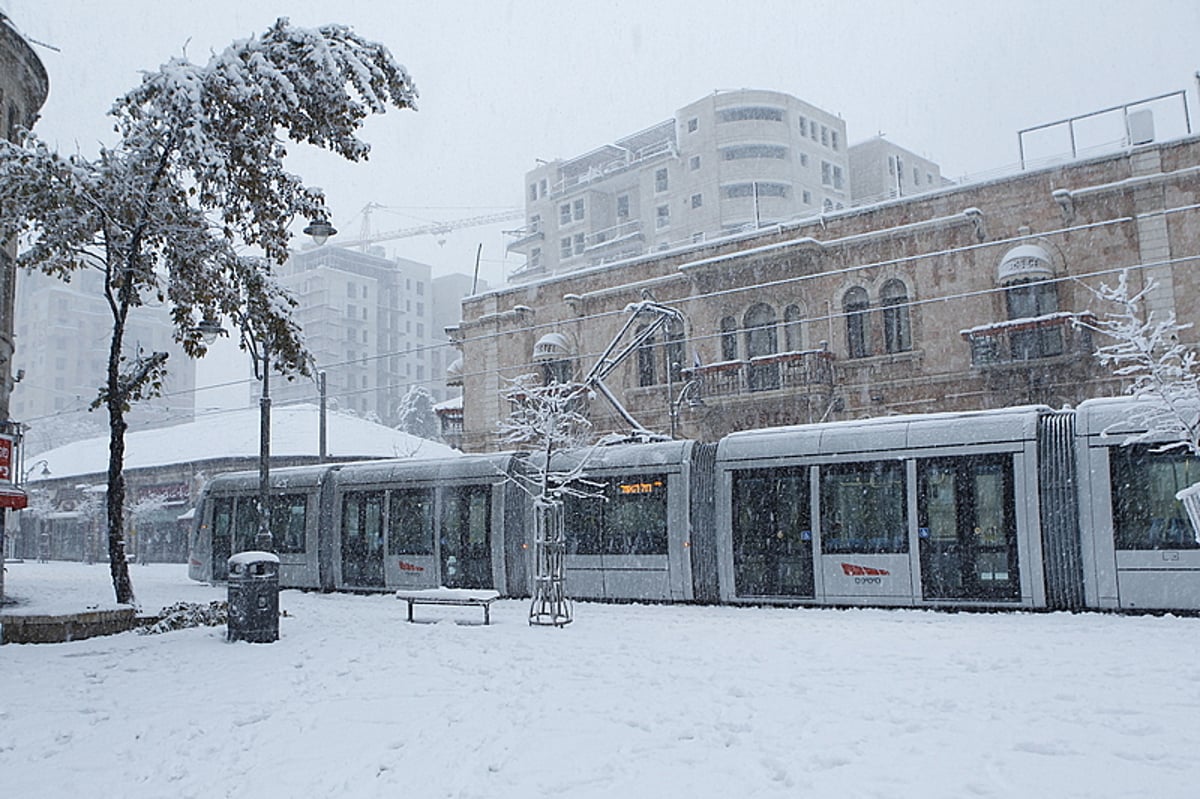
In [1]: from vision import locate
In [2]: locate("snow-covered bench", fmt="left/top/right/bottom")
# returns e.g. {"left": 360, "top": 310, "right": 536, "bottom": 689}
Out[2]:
{"left": 395, "top": 588, "right": 502, "bottom": 625}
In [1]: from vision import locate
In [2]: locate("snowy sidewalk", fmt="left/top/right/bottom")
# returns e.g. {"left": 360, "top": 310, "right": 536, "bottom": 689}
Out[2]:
{"left": 2, "top": 561, "right": 1199, "bottom": 799}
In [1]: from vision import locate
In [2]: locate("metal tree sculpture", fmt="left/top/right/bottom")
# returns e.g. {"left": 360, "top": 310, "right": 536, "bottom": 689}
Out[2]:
{"left": 499, "top": 375, "right": 602, "bottom": 627}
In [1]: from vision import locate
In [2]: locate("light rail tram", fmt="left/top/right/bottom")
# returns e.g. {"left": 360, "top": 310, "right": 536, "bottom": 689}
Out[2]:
{"left": 188, "top": 397, "right": 1200, "bottom": 612}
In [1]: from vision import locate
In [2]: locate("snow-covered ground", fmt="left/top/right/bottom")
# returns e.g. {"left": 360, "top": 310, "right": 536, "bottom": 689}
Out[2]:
{"left": 2, "top": 562, "right": 1198, "bottom": 799}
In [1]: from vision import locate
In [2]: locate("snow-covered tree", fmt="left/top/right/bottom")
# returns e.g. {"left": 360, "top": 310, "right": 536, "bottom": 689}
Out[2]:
{"left": 499, "top": 373, "right": 605, "bottom": 626}
{"left": 396, "top": 384, "right": 441, "bottom": 441}
{"left": 1079, "top": 269, "right": 1200, "bottom": 544}
{"left": 1079, "top": 270, "right": 1200, "bottom": 453}
{"left": 0, "top": 19, "right": 417, "bottom": 604}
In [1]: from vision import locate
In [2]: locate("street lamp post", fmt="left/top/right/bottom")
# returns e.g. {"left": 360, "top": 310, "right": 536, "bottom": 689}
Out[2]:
{"left": 256, "top": 219, "right": 336, "bottom": 551}
{"left": 256, "top": 336, "right": 272, "bottom": 551}
{"left": 194, "top": 217, "right": 335, "bottom": 555}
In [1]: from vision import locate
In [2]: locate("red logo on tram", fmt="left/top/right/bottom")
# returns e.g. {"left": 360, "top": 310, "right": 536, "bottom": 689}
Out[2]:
{"left": 841, "top": 563, "right": 890, "bottom": 576}
{"left": 398, "top": 560, "right": 425, "bottom": 572}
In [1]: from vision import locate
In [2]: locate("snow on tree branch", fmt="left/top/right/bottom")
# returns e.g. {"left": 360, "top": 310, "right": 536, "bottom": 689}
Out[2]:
{"left": 0, "top": 18, "right": 417, "bottom": 605}
{"left": 112, "top": 17, "right": 417, "bottom": 264}
{"left": 1077, "top": 269, "right": 1200, "bottom": 454}
{"left": 497, "top": 374, "right": 605, "bottom": 507}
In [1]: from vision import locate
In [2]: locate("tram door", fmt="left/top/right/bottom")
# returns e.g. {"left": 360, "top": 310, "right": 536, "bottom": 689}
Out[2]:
{"left": 341, "top": 491, "right": 385, "bottom": 588}
{"left": 211, "top": 497, "right": 234, "bottom": 581}
{"left": 731, "top": 467, "right": 814, "bottom": 598}
{"left": 440, "top": 485, "right": 492, "bottom": 589}
{"left": 917, "top": 456, "right": 1019, "bottom": 601}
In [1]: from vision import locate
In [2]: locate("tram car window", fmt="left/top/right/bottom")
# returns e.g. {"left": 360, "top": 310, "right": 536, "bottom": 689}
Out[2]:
{"left": 342, "top": 491, "right": 386, "bottom": 587}
{"left": 916, "top": 456, "right": 1019, "bottom": 600}
{"left": 210, "top": 497, "right": 234, "bottom": 581}
{"left": 564, "top": 475, "right": 668, "bottom": 556}
{"left": 731, "top": 467, "right": 813, "bottom": 597}
{"left": 387, "top": 488, "right": 435, "bottom": 555}
{"left": 1110, "top": 446, "right": 1200, "bottom": 550}
{"left": 233, "top": 498, "right": 260, "bottom": 554}
{"left": 441, "top": 486, "right": 492, "bottom": 588}
{"left": 820, "top": 461, "right": 908, "bottom": 554}
{"left": 271, "top": 494, "right": 309, "bottom": 554}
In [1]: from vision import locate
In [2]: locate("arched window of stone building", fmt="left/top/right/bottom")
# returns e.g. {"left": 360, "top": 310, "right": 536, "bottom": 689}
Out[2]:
{"left": 999, "top": 245, "right": 1061, "bottom": 359}
{"left": 844, "top": 286, "right": 870, "bottom": 359}
{"left": 532, "top": 332, "right": 574, "bottom": 385}
{"left": 720, "top": 315, "right": 739, "bottom": 361}
{"left": 636, "top": 325, "right": 658, "bottom": 387}
{"left": 880, "top": 279, "right": 912, "bottom": 353}
{"left": 744, "top": 303, "right": 780, "bottom": 391}
{"left": 784, "top": 304, "right": 804, "bottom": 351}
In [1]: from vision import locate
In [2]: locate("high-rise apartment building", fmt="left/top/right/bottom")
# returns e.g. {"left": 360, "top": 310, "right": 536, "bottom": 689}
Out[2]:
{"left": 12, "top": 269, "right": 196, "bottom": 450}
{"left": 272, "top": 246, "right": 433, "bottom": 425}
{"left": 506, "top": 89, "right": 850, "bottom": 282}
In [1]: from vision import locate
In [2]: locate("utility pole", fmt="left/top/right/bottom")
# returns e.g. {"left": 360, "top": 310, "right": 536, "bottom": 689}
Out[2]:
{"left": 256, "top": 338, "right": 272, "bottom": 552}
{"left": 318, "top": 370, "right": 327, "bottom": 464}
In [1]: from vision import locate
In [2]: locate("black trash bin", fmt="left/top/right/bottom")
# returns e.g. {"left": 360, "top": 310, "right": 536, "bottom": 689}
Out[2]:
{"left": 227, "top": 551, "right": 280, "bottom": 643}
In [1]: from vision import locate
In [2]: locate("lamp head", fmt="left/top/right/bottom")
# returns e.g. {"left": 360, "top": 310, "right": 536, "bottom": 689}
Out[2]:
{"left": 304, "top": 217, "right": 338, "bottom": 246}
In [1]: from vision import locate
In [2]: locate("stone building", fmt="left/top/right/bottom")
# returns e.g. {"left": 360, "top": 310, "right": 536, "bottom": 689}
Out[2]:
{"left": 0, "top": 14, "right": 46, "bottom": 425}
{"left": 0, "top": 13, "right": 48, "bottom": 523}
{"left": 430, "top": 271, "right": 487, "bottom": 404}
{"left": 451, "top": 132, "right": 1200, "bottom": 453}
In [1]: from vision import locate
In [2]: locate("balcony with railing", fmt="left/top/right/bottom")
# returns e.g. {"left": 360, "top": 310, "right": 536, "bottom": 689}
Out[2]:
{"left": 684, "top": 348, "right": 835, "bottom": 400}
{"left": 551, "top": 123, "right": 677, "bottom": 197}
{"left": 960, "top": 312, "right": 1095, "bottom": 369}
{"left": 584, "top": 220, "right": 644, "bottom": 252}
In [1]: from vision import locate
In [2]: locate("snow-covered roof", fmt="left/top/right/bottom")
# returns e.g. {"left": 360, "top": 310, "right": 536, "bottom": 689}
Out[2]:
{"left": 433, "top": 395, "right": 463, "bottom": 412}
{"left": 27, "top": 404, "right": 457, "bottom": 482}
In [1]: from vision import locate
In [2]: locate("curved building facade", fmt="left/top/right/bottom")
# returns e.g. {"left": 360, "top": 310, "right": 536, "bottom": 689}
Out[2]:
{"left": 507, "top": 89, "right": 849, "bottom": 282}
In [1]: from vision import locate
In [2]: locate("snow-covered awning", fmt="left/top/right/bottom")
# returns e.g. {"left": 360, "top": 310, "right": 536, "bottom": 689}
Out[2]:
{"left": 176, "top": 507, "right": 196, "bottom": 521}
{"left": 532, "top": 332, "right": 572, "bottom": 362}
{"left": 998, "top": 244, "right": 1053, "bottom": 283}
{"left": 0, "top": 485, "right": 28, "bottom": 510}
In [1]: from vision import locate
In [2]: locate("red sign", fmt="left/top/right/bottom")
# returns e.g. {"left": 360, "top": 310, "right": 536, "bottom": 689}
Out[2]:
{"left": 398, "top": 560, "right": 425, "bottom": 572}
{"left": 841, "top": 562, "right": 890, "bottom": 576}
{"left": 0, "top": 435, "right": 12, "bottom": 483}
{"left": 0, "top": 486, "right": 27, "bottom": 509}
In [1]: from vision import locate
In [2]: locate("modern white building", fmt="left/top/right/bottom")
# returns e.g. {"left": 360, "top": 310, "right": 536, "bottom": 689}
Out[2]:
{"left": 847, "top": 135, "right": 948, "bottom": 205}
{"left": 271, "top": 246, "right": 435, "bottom": 425}
{"left": 506, "top": 89, "right": 851, "bottom": 282}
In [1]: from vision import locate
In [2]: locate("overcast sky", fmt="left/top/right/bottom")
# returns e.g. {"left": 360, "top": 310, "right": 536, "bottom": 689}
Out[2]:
{"left": 8, "top": 0, "right": 1199, "bottom": 284}
{"left": 5, "top": 0, "right": 1199, "bottom": 408}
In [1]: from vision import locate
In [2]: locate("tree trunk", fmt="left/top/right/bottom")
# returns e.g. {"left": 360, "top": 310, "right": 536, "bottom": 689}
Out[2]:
{"left": 105, "top": 321, "right": 135, "bottom": 605}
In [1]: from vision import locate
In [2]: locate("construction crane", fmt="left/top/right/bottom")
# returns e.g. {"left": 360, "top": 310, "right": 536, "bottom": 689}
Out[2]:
{"left": 333, "top": 203, "right": 524, "bottom": 251}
